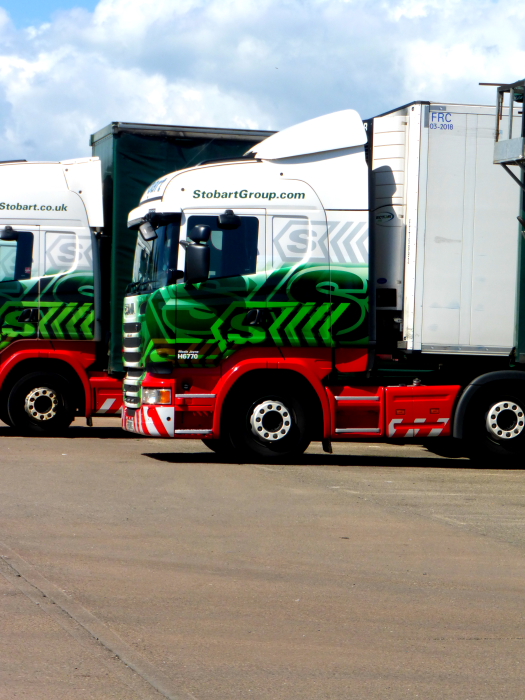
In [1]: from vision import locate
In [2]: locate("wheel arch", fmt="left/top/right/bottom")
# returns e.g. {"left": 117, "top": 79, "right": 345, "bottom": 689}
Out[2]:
{"left": 0, "top": 358, "right": 87, "bottom": 416}
{"left": 453, "top": 370, "right": 525, "bottom": 439}
{"left": 218, "top": 368, "right": 325, "bottom": 441}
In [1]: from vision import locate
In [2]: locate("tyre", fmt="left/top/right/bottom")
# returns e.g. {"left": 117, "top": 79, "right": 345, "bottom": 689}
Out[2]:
{"left": 224, "top": 380, "right": 312, "bottom": 461}
{"left": 7, "top": 372, "right": 75, "bottom": 435}
{"left": 201, "top": 438, "right": 234, "bottom": 456}
{"left": 422, "top": 437, "right": 467, "bottom": 459}
{"left": 464, "top": 382, "right": 525, "bottom": 462}
{"left": 0, "top": 403, "right": 13, "bottom": 427}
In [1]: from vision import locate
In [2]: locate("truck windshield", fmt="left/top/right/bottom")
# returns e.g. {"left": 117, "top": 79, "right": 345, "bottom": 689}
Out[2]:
{"left": 129, "top": 218, "right": 180, "bottom": 293}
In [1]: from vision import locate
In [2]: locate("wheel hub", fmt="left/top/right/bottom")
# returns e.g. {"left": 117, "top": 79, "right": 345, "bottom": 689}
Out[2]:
{"left": 486, "top": 400, "right": 525, "bottom": 440}
{"left": 24, "top": 387, "right": 58, "bottom": 421}
{"left": 250, "top": 400, "right": 292, "bottom": 442}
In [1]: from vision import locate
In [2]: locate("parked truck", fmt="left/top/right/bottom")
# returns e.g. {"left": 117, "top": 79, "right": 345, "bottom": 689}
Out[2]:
{"left": 121, "top": 101, "right": 525, "bottom": 461}
{"left": 0, "top": 122, "right": 273, "bottom": 433}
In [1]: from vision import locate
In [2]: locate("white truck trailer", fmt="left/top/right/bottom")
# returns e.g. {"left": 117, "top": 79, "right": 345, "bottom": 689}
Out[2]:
{"left": 368, "top": 101, "right": 520, "bottom": 359}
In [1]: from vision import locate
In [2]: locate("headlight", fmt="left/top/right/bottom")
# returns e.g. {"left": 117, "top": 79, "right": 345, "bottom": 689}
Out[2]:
{"left": 142, "top": 388, "right": 172, "bottom": 405}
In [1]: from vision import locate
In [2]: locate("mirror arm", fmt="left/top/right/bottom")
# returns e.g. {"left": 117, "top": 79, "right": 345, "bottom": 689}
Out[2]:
{"left": 0, "top": 226, "right": 19, "bottom": 241}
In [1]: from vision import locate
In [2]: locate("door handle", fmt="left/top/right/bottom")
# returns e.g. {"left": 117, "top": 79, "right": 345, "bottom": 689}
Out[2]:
{"left": 246, "top": 308, "right": 269, "bottom": 328}
{"left": 18, "top": 308, "right": 41, "bottom": 323}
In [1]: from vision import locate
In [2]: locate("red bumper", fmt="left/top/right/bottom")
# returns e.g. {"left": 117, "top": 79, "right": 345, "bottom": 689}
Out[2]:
{"left": 122, "top": 404, "right": 214, "bottom": 439}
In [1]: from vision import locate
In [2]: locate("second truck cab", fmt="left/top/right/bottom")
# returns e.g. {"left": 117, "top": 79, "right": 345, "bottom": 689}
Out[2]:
{"left": 0, "top": 158, "right": 123, "bottom": 432}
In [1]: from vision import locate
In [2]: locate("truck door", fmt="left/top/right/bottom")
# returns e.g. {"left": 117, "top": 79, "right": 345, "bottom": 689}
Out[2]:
{"left": 267, "top": 209, "right": 333, "bottom": 348}
{"left": 175, "top": 208, "right": 266, "bottom": 367}
{"left": 0, "top": 226, "right": 40, "bottom": 351}
{"left": 38, "top": 228, "right": 96, "bottom": 342}
{"left": 267, "top": 209, "right": 368, "bottom": 356}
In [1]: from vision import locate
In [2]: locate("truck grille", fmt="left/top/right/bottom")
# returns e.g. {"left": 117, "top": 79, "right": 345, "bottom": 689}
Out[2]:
{"left": 124, "top": 373, "right": 142, "bottom": 409}
{"left": 123, "top": 351, "right": 142, "bottom": 364}
{"left": 126, "top": 368, "right": 143, "bottom": 378}
{"left": 123, "top": 319, "right": 142, "bottom": 367}
{"left": 125, "top": 395, "right": 140, "bottom": 406}
{"left": 124, "top": 322, "right": 141, "bottom": 333}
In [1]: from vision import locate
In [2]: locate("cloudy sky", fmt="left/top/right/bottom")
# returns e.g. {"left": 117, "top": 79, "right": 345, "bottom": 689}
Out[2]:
{"left": 0, "top": 0, "right": 523, "bottom": 161}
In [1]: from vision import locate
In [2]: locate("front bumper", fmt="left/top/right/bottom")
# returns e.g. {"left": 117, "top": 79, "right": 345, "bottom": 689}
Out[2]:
{"left": 122, "top": 404, "right": 214, "bottom": 439}
{"left": 122, "top": 404, "right": 175, "bottom": 437}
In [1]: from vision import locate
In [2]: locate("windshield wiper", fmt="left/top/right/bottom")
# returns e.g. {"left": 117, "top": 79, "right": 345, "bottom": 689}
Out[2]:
{"left": 126, "top": 281, "right": 142, "bottom": 293}
{"left": 126, "top": 280, "right": 153, "bottom": 293}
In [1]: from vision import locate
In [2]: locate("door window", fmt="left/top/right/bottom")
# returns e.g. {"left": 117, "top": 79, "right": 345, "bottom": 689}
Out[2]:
{"left": 0, "top": 232, "right": 34, "bottom": 282}
{"left": 0, "top": 241, "right": 16, "bottom": 282}
{"left": 44, "top": 231, "right": 76, "bottom": 275}
{"left": 187, "top": 215, "right": 259, "bottom": 278}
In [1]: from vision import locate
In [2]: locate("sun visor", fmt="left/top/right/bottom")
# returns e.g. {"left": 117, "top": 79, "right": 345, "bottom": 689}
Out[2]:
{"left": 248, "top": 109, "right": 366, "bottom": 160}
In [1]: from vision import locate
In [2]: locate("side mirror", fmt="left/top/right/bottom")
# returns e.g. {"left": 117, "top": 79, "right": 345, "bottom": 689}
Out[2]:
{"left": 185, "top": 244, "right": 210, "bottom": 284}
{"left": 1, "top": 226, "right": 18, "bottom": 241}
{"left": 139, "top": 221, "right": 157, "bottom": 241}
{"left": 218, "top": 209, "right": 241, "bottom": 230}
{"left": 188, "top": 225, "right": 211, "bottom": 243}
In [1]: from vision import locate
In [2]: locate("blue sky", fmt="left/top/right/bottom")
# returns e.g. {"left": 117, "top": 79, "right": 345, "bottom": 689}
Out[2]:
{"left": 0, "top": 0, "right": 98, "bottom": 27}
{"left": 0, "top": 0, "right": 523, "bottom": 161}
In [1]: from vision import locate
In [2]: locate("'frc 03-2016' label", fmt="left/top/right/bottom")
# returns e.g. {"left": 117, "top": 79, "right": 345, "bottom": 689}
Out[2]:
{"left": 429, "top": 111, "right": 453, "bottom": 130}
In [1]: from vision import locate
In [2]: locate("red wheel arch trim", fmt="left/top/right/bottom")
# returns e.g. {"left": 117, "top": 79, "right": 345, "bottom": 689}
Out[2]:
{"left": 212, "top": 356, "right": 332, "bottom": 438}
{"left": 0, "top": 340, "right": 96, "bottom": 416}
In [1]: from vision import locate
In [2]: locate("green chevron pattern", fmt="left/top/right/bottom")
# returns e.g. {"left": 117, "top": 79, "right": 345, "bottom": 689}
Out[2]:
{"left": 0, "top": 271, "right": 95, "bottom": 351}
{"left": 131, "top": 263, "right": 368, "bottom": 369}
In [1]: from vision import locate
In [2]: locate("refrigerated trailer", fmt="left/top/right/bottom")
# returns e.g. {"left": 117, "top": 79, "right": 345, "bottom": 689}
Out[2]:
{"left": 120, "top": 101, "right": 525, "bottom": 461}
{"left": 368, "top": 102, "right": 520, "bottom": 358}
{"left": 0, "top": 122, "right": 273, "bottom": 433}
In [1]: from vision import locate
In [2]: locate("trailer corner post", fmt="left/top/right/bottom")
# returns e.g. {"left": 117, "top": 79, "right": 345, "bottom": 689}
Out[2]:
{"left": 492, "top": 79, "right": 525, "bottom": 363}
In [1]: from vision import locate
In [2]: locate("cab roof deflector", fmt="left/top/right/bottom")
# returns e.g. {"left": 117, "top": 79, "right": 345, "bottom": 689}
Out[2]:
{"left": 248, "top": 109, "right": 367, "bottom": 160}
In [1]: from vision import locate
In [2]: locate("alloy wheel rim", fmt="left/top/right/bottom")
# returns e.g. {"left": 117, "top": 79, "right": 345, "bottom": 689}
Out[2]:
{"left": 486, "top": 400, "right": 525, "bottom": 440}
{"left": 250, "top": 400, "right": 292, "bottom": 442}
{"left": 24, "top": 387, "right": 58, "bottom": 421}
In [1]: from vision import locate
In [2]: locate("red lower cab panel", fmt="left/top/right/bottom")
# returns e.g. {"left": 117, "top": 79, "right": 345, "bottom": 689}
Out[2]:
{"left": 88, "top": 373, "right": 124, "bottom": 416}
{"left": 326, "top": 386, "right": 385, "bottom": 437}
{"left": 384, "top": 385, "right": 461, "bottom": 438}
{"left": 327, "top": 384, "right": 460, "bottom": 439}
{"left": 121, "top": 347, "right": 461, "bottom": 441}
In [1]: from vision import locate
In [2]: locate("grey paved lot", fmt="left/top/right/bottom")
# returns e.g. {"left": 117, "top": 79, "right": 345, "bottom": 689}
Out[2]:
{"left": 0, "top": 418, "right": 524, "bottom": 699}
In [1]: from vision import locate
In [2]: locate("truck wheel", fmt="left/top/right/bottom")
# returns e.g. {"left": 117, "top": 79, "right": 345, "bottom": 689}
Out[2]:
{"left": 225, "top": 382, "right": 311, "bottom": 461}
{"left": 464, "top": 383, "right": 525, "bottom": 462}
{"left": 7, "top": 372, "right": 75, "bottom": 435}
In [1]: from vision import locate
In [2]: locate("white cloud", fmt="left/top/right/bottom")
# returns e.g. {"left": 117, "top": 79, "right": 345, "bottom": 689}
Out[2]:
{"left": 0, "top": 0, "right": 523, "bottom": 161}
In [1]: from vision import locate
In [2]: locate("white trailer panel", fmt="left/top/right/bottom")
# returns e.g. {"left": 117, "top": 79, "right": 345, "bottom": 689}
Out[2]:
{"left": 371, "top": 101, "right": 521, "bottom": 356}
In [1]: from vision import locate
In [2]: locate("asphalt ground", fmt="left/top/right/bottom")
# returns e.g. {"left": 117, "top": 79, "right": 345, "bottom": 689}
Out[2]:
{"left": 0, "top": 418, "right": 524, "bottom": 699}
